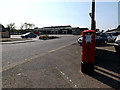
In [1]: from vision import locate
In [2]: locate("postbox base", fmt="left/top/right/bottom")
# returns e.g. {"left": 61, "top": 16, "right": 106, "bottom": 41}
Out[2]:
{"left": 81, "top": 62, "right": 94, "bottom": 74}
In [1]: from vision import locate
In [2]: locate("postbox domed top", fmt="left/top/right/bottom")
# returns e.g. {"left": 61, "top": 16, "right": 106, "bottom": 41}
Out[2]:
{"left": 83, "top": 30, "right": 95, "bottom": 33}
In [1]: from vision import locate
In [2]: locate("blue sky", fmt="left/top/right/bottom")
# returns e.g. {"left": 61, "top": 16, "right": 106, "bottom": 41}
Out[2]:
{"left": 0, "top": 0, "right": 119, "bottom": 31}
{"left": 118, "top": 2, "right": 120, "bottom": 25}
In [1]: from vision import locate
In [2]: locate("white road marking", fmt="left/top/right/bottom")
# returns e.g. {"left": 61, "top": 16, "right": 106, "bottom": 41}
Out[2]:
{"left": 56, "top": 67, "right": 78, "bottom": 88}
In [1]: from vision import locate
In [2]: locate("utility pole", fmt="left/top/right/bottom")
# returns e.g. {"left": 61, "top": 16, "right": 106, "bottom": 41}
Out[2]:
{"left": 91, "top": 0, "right": 96, "bottom": 30}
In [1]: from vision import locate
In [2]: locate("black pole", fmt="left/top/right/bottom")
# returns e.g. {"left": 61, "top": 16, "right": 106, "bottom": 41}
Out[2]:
{"left": 91, "top": 0, "right": 96, "bottom": 30}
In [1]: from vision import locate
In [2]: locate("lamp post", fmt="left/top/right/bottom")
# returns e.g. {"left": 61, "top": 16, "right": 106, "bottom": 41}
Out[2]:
{"left": 91, "top": 0, "right": 96, "bottom": 30}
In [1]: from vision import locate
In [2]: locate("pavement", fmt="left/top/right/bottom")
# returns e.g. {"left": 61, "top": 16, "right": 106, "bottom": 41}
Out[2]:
{"left": 0, "top": 35, "right": 63, "bottom": 44}
{"left": 0, "top": 35, "right": 76, "bottom": 44}
{"left": 0, "top": 38, "right": 37, "bottom": 44}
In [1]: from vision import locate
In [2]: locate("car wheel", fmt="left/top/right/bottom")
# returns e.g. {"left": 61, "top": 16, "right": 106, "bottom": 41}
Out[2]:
{"left": 104, "top": 40, "right": 107, "bottom": 45}
{"left": 21, "top": 36, "right": 24, "bottom": 38}
{"left": 25, "top": 36, "right": 28, "bottom": 38}
{"left": 114, "top": 46, "right": 120, "bottom": 54}
{"left": 101, "top": 41, "right": 104, "bottom": 45}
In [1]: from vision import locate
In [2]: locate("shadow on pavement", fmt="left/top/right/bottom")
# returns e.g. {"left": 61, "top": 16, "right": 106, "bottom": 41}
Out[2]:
{"left": 96, "top": 43, "right": 114, "bottom": 47}
{"left": 90, "top": 49, "right": 120, "bottom": 89}
{"left": 95, "top": 49, "right": 120, "bottom": 74}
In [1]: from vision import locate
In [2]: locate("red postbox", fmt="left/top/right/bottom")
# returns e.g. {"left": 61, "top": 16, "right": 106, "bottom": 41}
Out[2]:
{"left": 81, "top": 30, "right": 95, "bottom": 74}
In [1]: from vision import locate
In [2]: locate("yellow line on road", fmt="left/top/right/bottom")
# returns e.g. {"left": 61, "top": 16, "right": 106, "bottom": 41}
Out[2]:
{"left": 1, "top": 42, "right": 77, "bottom": 73}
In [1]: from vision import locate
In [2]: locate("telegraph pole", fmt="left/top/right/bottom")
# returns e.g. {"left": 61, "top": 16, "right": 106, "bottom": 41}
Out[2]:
{"left": 91, "top": 0, "right": 96, "bottom": 30}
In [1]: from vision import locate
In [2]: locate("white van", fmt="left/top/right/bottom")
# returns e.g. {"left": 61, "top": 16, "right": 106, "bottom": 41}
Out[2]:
{"left": 114, "top": 35, "right": 120, "bottom": 53}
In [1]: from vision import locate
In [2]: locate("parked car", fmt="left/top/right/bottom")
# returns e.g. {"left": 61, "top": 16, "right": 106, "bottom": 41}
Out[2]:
{"left": 21, "top": 32, "right": 37, "bottom": 38}
{"left": 95, "top": 33, "right": 108, "bottom": 45}
{"left": 78, "top": 36, "right": 83, "bottom": 46}
{"left": 114, "top": 35, "right": 120, "bottom": 54}
{"left": 78, "top": 33, "right": 108, "bottom": 46}
{"left": 107, "top": 32, "right": 119, "bottom": 43}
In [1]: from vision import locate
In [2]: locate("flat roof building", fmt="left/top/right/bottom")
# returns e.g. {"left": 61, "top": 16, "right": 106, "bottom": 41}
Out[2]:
{"left": 34, "top": 25, "right": 88, "bottom": 35}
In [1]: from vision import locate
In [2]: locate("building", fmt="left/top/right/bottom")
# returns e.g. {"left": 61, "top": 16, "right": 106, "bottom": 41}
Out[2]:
{"left": 0, "top": 24, "right": 6, "bottom": 32}
{"left": 106, "top": 25, "right": 120, "bottom": 33}
{"left": 0, "top": 24, "right": 10, "bottom": 38}
{"left": 0, "top": 24, "right": 10, "bottom": 32}
{"left": 34, "top": 25, "right": 72, "bottom": 34}
{"left": 72, "top": 27, "right": 88, "bottom": 35}
{"left": 34, "top": 25, "right": 88, "bottom": 35}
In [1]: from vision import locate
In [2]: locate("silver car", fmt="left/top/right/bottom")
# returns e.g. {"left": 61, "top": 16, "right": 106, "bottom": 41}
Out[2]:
{"left": 78, "top": 36, "right": 83, "bottom": 46}
{"left": 21, "top": 32, "right": 37, "bottom": 38}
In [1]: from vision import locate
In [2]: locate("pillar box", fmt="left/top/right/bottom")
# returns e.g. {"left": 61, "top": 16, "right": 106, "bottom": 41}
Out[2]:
{"left": 81, "top": 30, "right": 96, "bottom": 74}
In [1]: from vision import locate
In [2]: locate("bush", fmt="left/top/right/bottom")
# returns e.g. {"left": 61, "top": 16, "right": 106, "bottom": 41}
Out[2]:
{"left": 39, "top": 35, "right": 58, "bottom": 40}
{"left": 39, "top": 35, "right": 48, "bottom": 40}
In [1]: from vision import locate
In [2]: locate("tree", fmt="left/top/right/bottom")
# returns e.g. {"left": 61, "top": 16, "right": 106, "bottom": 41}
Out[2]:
{"left": 28, "top": 23, "right": 35, "bottom": 29}
{"left": 7, "top": 23, "right": 16, "bottom": 32}
{"left": 20, "top": 24, "right": 24, "bottom": 30}
{"left": 31, "top": 24, "right": 35, "bottom": 29}
{"left": 23, "top": 23, "right": 35, "bottom": 30}
{"left": 24, "top": 23, "right": 28, "bottom": 30}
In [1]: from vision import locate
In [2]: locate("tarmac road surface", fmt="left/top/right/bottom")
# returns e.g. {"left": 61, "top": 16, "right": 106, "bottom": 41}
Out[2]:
{"left": 1, "top": 35, "right": 120, "bottom": 89}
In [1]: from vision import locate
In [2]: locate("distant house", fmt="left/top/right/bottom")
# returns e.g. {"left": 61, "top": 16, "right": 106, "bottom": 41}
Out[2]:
{"left": 0, "top": 24, "right": 10, "bottom": 38}
{"left": 34, "top": 25, "right": 72, "bottom": 34}
{"left": 0, "top": 24, "right": 6, "bottom": 32}
{"left": 72, "top": 27, "right": 88, "bottom": 35}
{"left": 0, "top": 24, "right": 10, "bottom": 32}
{"left": 106, "top": 25, "right": 120, "bottom": 33}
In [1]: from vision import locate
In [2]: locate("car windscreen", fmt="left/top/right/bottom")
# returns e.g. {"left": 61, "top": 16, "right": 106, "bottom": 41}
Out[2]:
{"left": 96, "top": 33, "right": 100, "bottom": 36}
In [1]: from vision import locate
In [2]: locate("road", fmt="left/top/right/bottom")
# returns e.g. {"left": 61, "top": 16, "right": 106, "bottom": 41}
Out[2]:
{"left": 2, "top": 35, "right": 79, "bottom": 71}
{"left": 2, "top": 35, "right": 120, "bottom": 89}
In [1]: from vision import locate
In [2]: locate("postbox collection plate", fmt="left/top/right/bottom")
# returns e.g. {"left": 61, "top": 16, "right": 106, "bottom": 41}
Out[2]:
{"left": 85, "top": 32, "right": 93, "bottom": 43}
